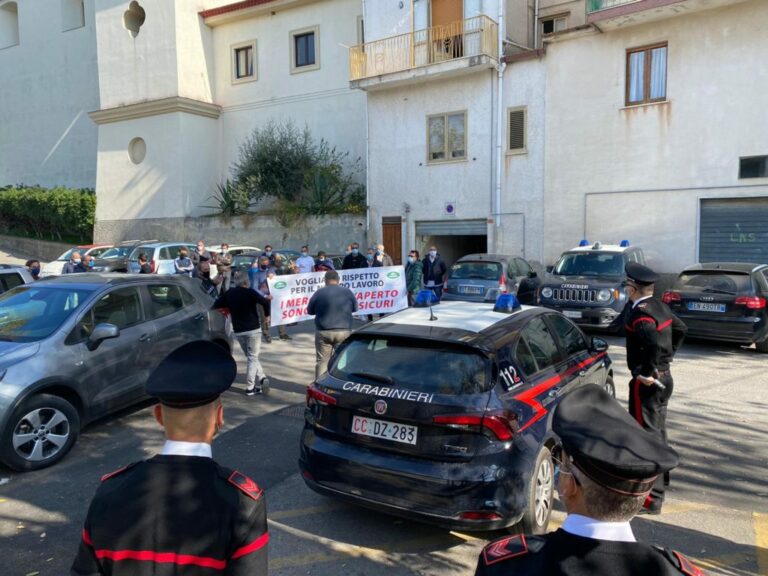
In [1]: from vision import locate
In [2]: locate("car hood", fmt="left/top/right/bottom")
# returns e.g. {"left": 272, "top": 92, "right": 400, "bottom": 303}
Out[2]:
{"left": 0, "top": 341, "right": 39, "bottom": 368}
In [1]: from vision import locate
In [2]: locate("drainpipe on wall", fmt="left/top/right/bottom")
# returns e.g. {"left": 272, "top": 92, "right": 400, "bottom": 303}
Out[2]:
{"left": 534, "top": 0, "right": 540, "bottom": 49}
{"left": 494, "top": 0, "right": 506, "bottom": 252}
{"left": 362, "top": 0, "right": 370, "bottom": 245}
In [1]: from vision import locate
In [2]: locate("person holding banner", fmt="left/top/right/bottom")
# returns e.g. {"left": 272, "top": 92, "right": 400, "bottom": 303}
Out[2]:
{"left": 249, "top": 257, "right": 290, "bottom": 342}
{"left": 307, "top": 271, "right": 358, "bottom": 379}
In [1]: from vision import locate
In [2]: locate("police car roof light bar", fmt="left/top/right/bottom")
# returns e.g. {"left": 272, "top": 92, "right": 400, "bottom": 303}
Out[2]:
{"left": 493, "top": 293, "right": 521, "bottom": 314}
{"left": 579, "top": 239, "right": 590, "bottom": 247}
{"left": 620, "top": 239, "right": 631, "bottom": 247}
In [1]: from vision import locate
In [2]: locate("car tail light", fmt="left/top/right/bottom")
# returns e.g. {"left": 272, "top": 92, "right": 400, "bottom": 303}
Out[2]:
{"left": 432, "top": 411, "right": 516, "bottom": 441}
{"left": 307, "top": 385, "right": 337, "bottom": 406}
{"left": 301, "top": 470, "right": 314, "bottom": 482}
{"left": 459, "top": 511, "right": 503, "bottom": 521}
{"left": 150, "top": 259, "right": 157, "bottom": 273}
{"left": 735, "top": 296, "right": 766, "bottom": 309}
{"left": 662, "top": 291, "right": 681, "bottom": 304}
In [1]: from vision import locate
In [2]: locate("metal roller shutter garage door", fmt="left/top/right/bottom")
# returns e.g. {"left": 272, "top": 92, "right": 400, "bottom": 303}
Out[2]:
{"left": 415, "top": 219, "right": 487, "bottom": 236}
{"left": 699, "top": 198, "right": 768, "bottom": 263}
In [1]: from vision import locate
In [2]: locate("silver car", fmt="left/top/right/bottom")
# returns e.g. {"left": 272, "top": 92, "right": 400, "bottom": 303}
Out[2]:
{"left": 0, "top": 274, "right": 230, "bottom": 470}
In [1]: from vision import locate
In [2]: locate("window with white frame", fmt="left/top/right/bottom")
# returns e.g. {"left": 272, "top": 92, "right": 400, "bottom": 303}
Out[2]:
{"left": 428, "top": 112, "right": 467, "bottom": 163}
{"left": 540, "top": 15, "right": 566, "bottom": 36}
{"left": 290, "top": 26, "right": 319, "bottom": 73}
{"left": 0, "top": 1, "right": 20, "bottom": 49}
{"left": 626, "top": 43, "right": 667, "bottom": 106}
{"left": 507, "top": 107, "right": 527, "bottom": 154}
{"left": 232, "top": 41, "right": 257, "bottom": 83}
{"left": 61, "top": 0, "right": 85, "bottom": 31}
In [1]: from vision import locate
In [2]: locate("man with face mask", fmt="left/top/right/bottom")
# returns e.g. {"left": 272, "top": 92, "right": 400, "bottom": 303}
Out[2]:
{"left": 405, "top": 250, "right": 423, "bottom": 306}
{"left": 25, "top": 259, "right": 41, "bottom": 280}
{"left": 342, "top": 242, "right": 366, "bottom": 270}
{"left": 296, "top": 245, "right": 315, "bottom": 274}
{"left": 63, "top": 251, "right": 83, "bottom": 274}
{"left": 71, "top": 341, "right": 269, "bottom": 576}
{"left": 475, "top": 385, "right": 701, "bottom": 576}
{"left": 422, "top": 245, "right": 447, "bottom": 302}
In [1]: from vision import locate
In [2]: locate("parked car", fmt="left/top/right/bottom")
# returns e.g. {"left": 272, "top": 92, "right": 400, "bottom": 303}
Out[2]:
{"left": 0, "top": 265, "right": 34, "bottom": 294}
{"left": 442, "top": 253, "right": 541, "bottom": 305}
{"left": 299, "top": 296, "right": 614, "bottom": 532}
{"left": 90, "top": 240, "right": 158, "bottom": 273}
{"left": 40, "top": 244, "right": 113, "bottom": 277}
{"left": 0, "top": 273, "right": 230, "bottom": 470}
{"left": 663, "top": 262, "right": 768, "bottom": 352}
{"left": 126, "top": 242, "right": 196, "bottom": 274}
{"left": 208, "top": 245, "right": 261, "bottom": 280}
{"left": 538, "top": 241, "right": 645, "bottom": 331}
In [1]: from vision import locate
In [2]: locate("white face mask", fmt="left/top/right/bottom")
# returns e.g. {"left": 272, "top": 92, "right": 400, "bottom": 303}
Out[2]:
{"left": 429, "top": 250, "right": 437, "bottom": 257}
{"left": 407, "top": 256, "right": 414, "bottom": 264}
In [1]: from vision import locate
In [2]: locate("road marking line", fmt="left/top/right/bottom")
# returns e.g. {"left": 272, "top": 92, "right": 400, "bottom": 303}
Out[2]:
{"left": 692, "top": 551, "right": 754, "bottom": 571}
{"left": 754, "top": 512, "right": 768, "bottom": 576}
{"left": 269, "top": 504, "right": 341, "bottom": 520}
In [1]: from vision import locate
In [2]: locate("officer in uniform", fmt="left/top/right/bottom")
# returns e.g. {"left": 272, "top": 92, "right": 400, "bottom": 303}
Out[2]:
{"left": 475, "top": 386, "right": 703, "bottom": 576}
{"left": 622, "top": 262, "right": 687, "bottom": 514}
{"left": 71, "top": 341, "right": 268, "bottom": 576}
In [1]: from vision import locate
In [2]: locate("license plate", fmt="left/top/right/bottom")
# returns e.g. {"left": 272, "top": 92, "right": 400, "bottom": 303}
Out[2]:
{"left": 458, "top": 285, "right": 485, "bottom": 295}
{"left": 351, "top": 416, "right": 418, "bottom": 445}
{"left": 688, "top": 302, "right": 726, "bottom": 313}
{"left": 563, "top": 310, "right": 582, "bottom": 319}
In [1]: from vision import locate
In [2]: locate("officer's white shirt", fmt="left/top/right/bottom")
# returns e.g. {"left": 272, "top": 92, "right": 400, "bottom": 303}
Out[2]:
{"left": 632, "top": 295, "right": 653, "bottom": 309}
{"left": 562, "top": 514, "right": 636, "bottom": 542}
{"left": 161, "top": 440, "right": 212, "bottom": 459}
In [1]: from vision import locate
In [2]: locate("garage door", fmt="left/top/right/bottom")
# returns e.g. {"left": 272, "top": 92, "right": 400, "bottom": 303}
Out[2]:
{"left": 699, "top": 198, "right": 768, "bottom": 263}
{"left": 415, "top": 219, "right": 487, "bottom": 236}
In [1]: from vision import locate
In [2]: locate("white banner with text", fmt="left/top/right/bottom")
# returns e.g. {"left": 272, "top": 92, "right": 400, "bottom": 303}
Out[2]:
{"left": 268, "top": 266, "right": 408, "bottom": 326}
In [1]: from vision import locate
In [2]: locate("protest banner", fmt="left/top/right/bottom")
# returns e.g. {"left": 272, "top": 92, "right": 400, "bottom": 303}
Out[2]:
{"left": 267, "top": 266, "right": 408, "bottom": 326}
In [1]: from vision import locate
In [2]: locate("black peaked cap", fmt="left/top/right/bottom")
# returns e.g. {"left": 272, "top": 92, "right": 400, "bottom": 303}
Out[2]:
{"left": 625, "top": 262, "right": 659, "bottom": 286}
{"left": 146, "top": 340, "right": 236, "bottom": 408}
{"left": 553, "top": 385, "right": 679, "bottom": 496}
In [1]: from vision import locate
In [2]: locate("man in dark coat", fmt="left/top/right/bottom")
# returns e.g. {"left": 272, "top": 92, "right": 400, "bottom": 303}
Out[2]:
{"left": 475, "top": 386, "right": 702, "bottom": 576}
{"left": 422, "top": 245, "right": 447, "bottom": 301}
{"left": 622, "top": 262, "right": 687, "bottom": 514}
{"left": 71, "top": 340, "right": 268, "bottom": 575}
{"left": 342, "top": 242, "right": 366, "bottom": 269}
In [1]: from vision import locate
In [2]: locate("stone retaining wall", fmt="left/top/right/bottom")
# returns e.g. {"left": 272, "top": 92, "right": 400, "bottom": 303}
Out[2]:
{"left": 0, "top": 234, "right": 72, "bottom": 262}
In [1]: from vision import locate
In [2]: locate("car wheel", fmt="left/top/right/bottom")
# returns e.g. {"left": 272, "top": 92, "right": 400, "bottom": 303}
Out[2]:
{"left": 519, "top": 445, "right": 554, "bottom": 535}
{"left": 755, "top": 338, "right": 768, "bottom": 353}
{"left": 1, "top": 394, "right": 80, "bottom": 471}
{"left": 603, "top": 374, "right": 616, "bottom": 398}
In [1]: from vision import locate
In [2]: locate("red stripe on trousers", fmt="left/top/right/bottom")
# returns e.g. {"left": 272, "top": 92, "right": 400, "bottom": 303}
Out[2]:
{"left": 656, "top": 319, "right": 672, "bottom": 331}
{"left": 633, "top": 379, "right": 645, "bottom": 426}
{"left": 94, "top": 549, "right": 226, "bottom": 570}
{"left": 231, "top": 532, "right": 269, "bottom": 560}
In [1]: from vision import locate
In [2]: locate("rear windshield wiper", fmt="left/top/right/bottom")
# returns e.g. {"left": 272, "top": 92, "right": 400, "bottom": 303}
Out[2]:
{"left": 348, "top": 371, "right": 394, "bottom": 385}
{"left": 701, "top": 287, "right": 736, "bottom": 295}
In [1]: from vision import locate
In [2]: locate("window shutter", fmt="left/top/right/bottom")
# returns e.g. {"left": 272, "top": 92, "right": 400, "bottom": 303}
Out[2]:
{"left": 508, "top": 108, "right": 526, "bottom": 152}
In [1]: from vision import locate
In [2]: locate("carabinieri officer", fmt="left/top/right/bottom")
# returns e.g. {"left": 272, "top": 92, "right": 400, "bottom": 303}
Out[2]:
{"left": 475, "top": 385, "right": 703, "bottom": 576}
{"left": 622, "top": 262, "right": 687, "bottom": 514}
{"left": 71, "top": 340, "right": 268, "bottom": 576}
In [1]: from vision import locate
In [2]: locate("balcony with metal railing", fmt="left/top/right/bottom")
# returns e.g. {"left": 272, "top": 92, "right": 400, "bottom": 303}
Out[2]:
{"left": 587, "top": 0, "right": 752, "bottom": 30}
{"left": 349, "top": 15, "right": 498, "bottom": 91}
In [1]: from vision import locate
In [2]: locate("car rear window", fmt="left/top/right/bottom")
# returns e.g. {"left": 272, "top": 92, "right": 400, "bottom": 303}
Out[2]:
{"left": 1, "top": 272, "right": 25, "bottom": 293}
{"left": 449, "top": 261, "right": 502, "bottom": 281}
{"left": 129, "top": 246, "right": 155, "bottom": 261}
{"left": 674, "top": 271, "right": 753, "bottom": 294}
{"left": 554, "top": 252, "right": 624, "bottom": 276}
{"left": 331, "top": 336, "right": 492, "bottom": 395}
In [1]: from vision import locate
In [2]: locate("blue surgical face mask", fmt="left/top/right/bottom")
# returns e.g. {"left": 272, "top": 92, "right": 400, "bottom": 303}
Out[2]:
{"left": 366, "top": 254, "right": 373, "bottom": 261}
{"left": 88, "top": 260, "right": 94, "bottom": 267}
{"left": 73, "top": 258, "right": 81, "bottom": 264}
{"left": 429, "top": 250, "right": 437, "bottom": 257}
{"left": 301, "top": 251, "right": 308, "bottom": 256}
{"left": 376, "top": 249, "right": 381, "bottom": 255}
{"left": 265, "top": 251, "right": 272, "bottom": 256}
{"left": 352, "top": 248, "right": 359, "bottom": 255}
{"left": 407, "top": 256, "right": 414, "bottom": 264}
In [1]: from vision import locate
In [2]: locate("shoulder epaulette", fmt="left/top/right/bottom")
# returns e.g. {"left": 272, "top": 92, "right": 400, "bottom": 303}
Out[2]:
{"left": 227, "top": 470, "right": 263, "bottom": 501}
{"left": 481, "top": 534, "right": 545, "bottom": 566}
{"left": 100, "top": 461, "right": 139, "bottom": 482}
{"left": 656, "top": 547, "right": 704, "bottom": 576}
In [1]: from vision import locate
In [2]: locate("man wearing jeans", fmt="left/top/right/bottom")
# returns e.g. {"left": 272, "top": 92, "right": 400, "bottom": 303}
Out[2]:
{"left": 307, "top": 271, "right": 358, "bottom": 379}
{"left": 213, "top": 274, "right": 271, "bottom": 395}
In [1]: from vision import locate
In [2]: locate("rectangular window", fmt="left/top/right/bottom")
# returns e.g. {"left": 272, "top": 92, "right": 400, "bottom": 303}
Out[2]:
{"left": 427, "top": 111, "right": 467, "bottom": 163}
{"left": 231, "top": 41, "right": 257, "bottom": 84}
{"left": 507, "top": 107, "right": 527, "bottom": 154}
{"left": 541, "top": 16, "right": 566, "bottom": 36}
{"left": 739, "top": 156, "right": 768, "bottom": 179}
{"left": 626, "top": 43, "right": 667, "bottom": 106}
{"left": 291, "top": 26, "right": 320, "bottom": 73}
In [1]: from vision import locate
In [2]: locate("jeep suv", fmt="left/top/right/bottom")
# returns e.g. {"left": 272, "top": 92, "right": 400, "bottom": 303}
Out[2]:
{"left": 538, "top": 241, "right": 646, "bottom": 331}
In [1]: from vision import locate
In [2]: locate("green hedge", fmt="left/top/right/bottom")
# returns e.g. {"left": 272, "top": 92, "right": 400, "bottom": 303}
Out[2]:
{"left": 0, "top": 186, "right": 96, "bottom": 243}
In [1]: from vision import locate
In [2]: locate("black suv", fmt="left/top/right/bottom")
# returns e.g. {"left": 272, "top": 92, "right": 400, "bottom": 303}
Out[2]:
{"left": 539, "top": 241, "right": 646, "bottom": 331}
{"left": 91, "top": 240, "right": 158, "bottom": 273}
{"left": 299, "top": 298, "right": 614, "bottom": 532}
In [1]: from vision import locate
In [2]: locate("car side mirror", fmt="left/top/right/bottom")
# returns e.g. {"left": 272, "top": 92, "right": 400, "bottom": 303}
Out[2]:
{"left": 591, "top": 337, "right": 609, "bottom": 353}
{"left": 546, "top": 265, "right": 554, "bottom": 273}
{"left": 528, "top": 270, "right": 538, "bottom": 278}
{"left": 87, "top": 323, "right": 120, "bottom": 351}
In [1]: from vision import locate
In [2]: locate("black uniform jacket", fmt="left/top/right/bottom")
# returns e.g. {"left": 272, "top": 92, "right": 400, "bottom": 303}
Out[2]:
{"left": 475, "top": 530, "right": 703, "bottom": 576}
{"left": 71, "top": 455, "right": 268, "bottom": 576}
{"left": 624, "top": 297, "right": 687, "bottom": 377}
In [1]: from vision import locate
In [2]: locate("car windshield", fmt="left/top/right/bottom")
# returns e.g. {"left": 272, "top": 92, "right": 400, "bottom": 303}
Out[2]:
{"left": 0, "top": 286, "right": 94, "bottom": 343}
{"left": 553, "top": 252, "right": 624, "bottom": 276}
{"left": 449, "top": 261, "right": 502, "bottom": 280}
{"left": 100, "top": 247, "right": 131, "bottom": 259}
{"left": 331, "top": 337, "right": 492, "bottom": 395}
{"left": 674, "top": 272, "right": 752, "bottom": 295}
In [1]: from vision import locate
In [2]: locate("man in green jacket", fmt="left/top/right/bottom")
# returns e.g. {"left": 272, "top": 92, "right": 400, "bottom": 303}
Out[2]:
{"left": 405, "top": 249, "right": 423, "bottom": 306}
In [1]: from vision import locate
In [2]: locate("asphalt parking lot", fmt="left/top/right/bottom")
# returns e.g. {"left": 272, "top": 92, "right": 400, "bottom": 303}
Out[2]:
{"left": 0, "top": 248, "right": 766, "bottom": 575}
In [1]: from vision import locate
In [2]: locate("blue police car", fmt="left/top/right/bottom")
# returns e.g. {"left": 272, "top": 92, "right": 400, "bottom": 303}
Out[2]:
{"left": 299, "top": 293, "right": 615, "bottom": 532}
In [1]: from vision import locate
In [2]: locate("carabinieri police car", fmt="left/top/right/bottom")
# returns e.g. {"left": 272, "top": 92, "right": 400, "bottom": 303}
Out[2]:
{"left": 538, "top": 240, "right": 648, "bottom": 331}
{"left": 299, "top": 292, "right": 614, "bottom": 532}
